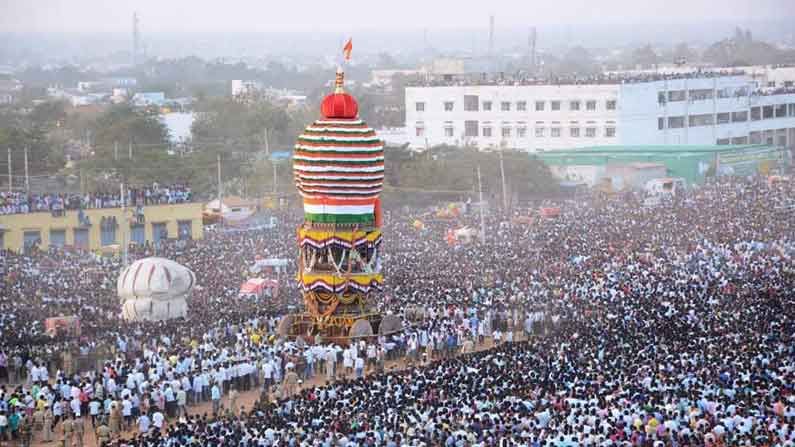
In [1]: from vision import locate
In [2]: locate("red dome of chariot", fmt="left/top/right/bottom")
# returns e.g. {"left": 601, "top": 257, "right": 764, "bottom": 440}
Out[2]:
{"left": 320, "top": 70, "right": 358, "bottom": 119}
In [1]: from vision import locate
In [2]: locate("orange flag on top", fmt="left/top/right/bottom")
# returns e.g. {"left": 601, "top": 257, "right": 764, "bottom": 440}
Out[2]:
{"left": 343, "top": 38, "right": 353, "bottom": 61}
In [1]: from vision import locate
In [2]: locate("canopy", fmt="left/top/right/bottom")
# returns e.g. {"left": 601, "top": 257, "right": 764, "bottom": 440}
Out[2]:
{"left": 239, "top": 278, "right": 279, "bottom": 297}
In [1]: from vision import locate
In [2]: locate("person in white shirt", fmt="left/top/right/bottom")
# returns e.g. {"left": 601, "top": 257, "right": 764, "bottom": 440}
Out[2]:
{"left": 152, "top": 410, "right": 165, "bottom": 432}
{"left": 137, "top": 413, "right": 151, "bottom": 434}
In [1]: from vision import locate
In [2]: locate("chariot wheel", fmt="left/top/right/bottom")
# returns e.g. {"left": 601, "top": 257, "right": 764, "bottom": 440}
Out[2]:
{"left": 379, "top": 314, "right": 402, "bottom": 335}
{"left": 277, "top": 315, "right": 295, "bottom": 337}
{"left": 349, "top": 319, "right": 373, "bottom": 338}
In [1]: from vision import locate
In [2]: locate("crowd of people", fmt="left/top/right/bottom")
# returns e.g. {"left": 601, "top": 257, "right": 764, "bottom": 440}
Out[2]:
{"left": 0, "top": 183, "right": 193, "bottom": 215}
{"left": 1, "top": 175, "right": 795, "bottom": 446}
{"left": 406, "top": 69, "right": 749, "bottom": 88}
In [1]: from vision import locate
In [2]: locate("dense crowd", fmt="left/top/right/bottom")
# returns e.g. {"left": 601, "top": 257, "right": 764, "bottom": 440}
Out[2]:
{"left": 407, "top": 70, "right": 749, "bottom": 88}
{"left": 1, "top": 175, "right": 795, "bottom": 446}
{"left": 0, "top": 183, "right": 193, "bottom": 215}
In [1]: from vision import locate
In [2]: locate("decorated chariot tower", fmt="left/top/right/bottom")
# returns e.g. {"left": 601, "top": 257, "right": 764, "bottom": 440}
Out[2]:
{"left": 279, "top": 47, "right": 400, "bottom": 341}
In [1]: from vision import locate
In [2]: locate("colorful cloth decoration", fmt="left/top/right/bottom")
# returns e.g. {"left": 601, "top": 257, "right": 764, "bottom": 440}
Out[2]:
{"left": 293, "top": 69, "right": 384, "bottom": 225}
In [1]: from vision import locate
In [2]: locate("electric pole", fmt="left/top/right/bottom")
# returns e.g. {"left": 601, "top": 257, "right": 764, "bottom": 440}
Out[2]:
{"left": 24, "top": 146, "right": 29, "bottom": 194}
{"left": 264, "top": 128, "right": 270, "bottom": 156}
{"left": 6, "top": 148, "right": 11, "bottom": 192}
{"left": 272, "top": 160, "right": 278, "bottom": 193}
{"left": 128, "top": 141, "right": 133, "bottom": 160}
{"left": 477, "top": 165, "right": 486, "bottom": 244}
{"left": 114, "top": 140, "right": 119, "bottom": 161}
{"left": 499, "top": 149, "right": 508, "bottom": 211}
{"left": 217, "top": 153, "right": 223, "bottom": 224}
{"left": 121, "top": 182, "right": 128, "bottom": 267}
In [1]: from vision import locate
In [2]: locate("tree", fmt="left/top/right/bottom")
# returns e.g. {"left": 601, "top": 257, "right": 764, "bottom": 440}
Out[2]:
{"left": 551, "top": 46, "right": 599, "bottom": 77}
{"left": 703, "top": 29, "right": 783, "bottom": 66}
{"left": 91, "top": 103, "right": 169, "bottom": 153}
{"left": 631, "top": 45, "right": 659, "bottom": 69}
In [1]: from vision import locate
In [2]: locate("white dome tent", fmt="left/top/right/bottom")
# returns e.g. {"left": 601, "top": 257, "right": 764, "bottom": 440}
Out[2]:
{"left": 117, "top": 257, "right": 195, "bottom": 321}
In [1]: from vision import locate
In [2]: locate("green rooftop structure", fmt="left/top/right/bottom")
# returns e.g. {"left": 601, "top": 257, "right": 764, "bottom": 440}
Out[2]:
{"left": 536, "top": 144, "right": 789, "bottom": 185}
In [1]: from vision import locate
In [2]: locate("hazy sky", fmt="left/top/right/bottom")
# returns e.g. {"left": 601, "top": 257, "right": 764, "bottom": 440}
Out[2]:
{"left": 1, "top": 0, "right": 792, "bottom": 33}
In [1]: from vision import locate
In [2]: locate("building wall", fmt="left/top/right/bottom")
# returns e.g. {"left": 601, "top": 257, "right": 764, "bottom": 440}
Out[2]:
{"left": 406, "top": 75, "right": 795, "bottom": 151}
{"left": 405, "top": 84, "right": 620, "bottom": 151}
{"left": 0, "top": 202, "right": 204, "bottom": 252}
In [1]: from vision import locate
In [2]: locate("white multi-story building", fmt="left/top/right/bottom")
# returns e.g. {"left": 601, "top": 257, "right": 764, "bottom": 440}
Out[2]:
{"left": 405, "top": 74, "right": 795, "bottom": 151}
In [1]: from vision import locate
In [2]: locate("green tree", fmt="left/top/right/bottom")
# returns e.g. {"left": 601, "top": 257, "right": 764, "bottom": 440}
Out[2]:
{"left": 631, "top": 45, "right": 659, "bottom": 69}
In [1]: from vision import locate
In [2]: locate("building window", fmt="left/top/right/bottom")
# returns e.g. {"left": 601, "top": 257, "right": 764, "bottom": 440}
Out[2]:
{"left": 49, "top": 229, "right": 66, "bottom": 247}
{"left": 586, "top": 100, "right": 596, "bottom": 111}
{"left": 569, "top": 101, "right": 580, "bottom": 111}
{"left": 551, "top": 101, "right": 561, "bottom": 111}
{"left": 689, "top": 89, "right": 714, "bottom": 101}
{"left": 716, "top": 138, "right": 730, "bottom": 145}
{"left": 789, "top": 104, "right": 795, "bottom": 117}
{"left": 501, "top": 101, "right": 511, "bottom": 111}
{"left": 731, "top": 136, "right": 749, "bottom": 145}
{"left": 483, "top": 101, "right": 492, "bottom": 111}
{"left": 415, "top": 102, "right": 425, "bottom": 112}
{"left": 775, "top": 104, "right": 787, "bottom": 118}
{"left": 605, "top": 126, "right": 616, "bottom": 137}
{"left": 23, "top": 230, "right": 41, "bottom": 250}
{"left": 152, "top": 222, "right": 168, "bottom": 244}
{"left": 131, "top": 224, "right": 145, "bottom": 245}
{"left": 482, "top": 126, "right": 492, "bottom": 137}
{"left": 0, "top": 231, "right": 3, "bottom": 249}
{"left": 762, "top": 105, "right": 774, "bottom": 119}
{"left": 444, "top": 126, "right": 454, "bottom": 137}
{"left": 535, "top": 127, "right": 545, "bottom": 138}
{"left": 178, "top": 220, "right": 193, "bottom": 240}
{"left": 570, "top": 127, "right": 580, "bottom": 137}
{"left": 444, "top": 101, "right": 454, "bottom": 112}
{"left": 464, "top": 95, "right": 479, "bottom": 111}
{"left": 551, "top": 127, "right": 561, "bottom": 137}
{"left": 100, "top": 225, "right": 116, "bottom": 246}
{"left": 74, "top": 229, "right": 89, "bottom": 249}
{"left": 750, "top": 107, "right": 761, "bottom": 121}
{"left": 732, "top": 111, "right": 748, "bottom": 122}
{"left": 668, "top": 90, "right": 686, "bottom": 102}
{"left": 535, "top": 101, "right": 545, "bottom": 111}
{"left": 464, "top": 120, "right": 479, "bottom": 137}
{"left": 668, "top": 116, "right": 685, "bottom": 129}
{"left": 606, "top": 100, "right": 617, "bottom": 110}
{"left": 516, "top": 101, "right": 527, "bottom": 111}
{"left": 502, "top": 127, "right": 511, "bottom": 138}
{"left": 415, "top": 126, "right": 425, "bottom": 137}
{"left": 517, "top": 126, "right": 527, "bottom": 138}
{"left": 658, "top": 117, "right": 665, "bottom": 130}
{"left": 717, "top": 112, "right": 730, "bottom": 124}
{"left": 689, "top": 114, "right": 714, "bottom": 127}
{"left": 585, "top": 127, "right": 596, "bottom": 137}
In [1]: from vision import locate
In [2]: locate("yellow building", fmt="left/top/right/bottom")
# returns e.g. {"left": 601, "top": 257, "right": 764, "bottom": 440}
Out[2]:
{"left": 0, "top": 202, "right": 204, "bottom": 252}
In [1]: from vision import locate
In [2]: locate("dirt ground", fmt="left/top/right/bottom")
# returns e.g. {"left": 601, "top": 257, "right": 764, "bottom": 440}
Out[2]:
{"left": 13, "top": 335, "right": 513, "bottom": 447}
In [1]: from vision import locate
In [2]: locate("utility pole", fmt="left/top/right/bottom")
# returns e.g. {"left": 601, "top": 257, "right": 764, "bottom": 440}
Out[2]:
{"left": 264, "top": 128, "right": 270, "bottom": 156}
{"left": 477, "top": 165, "right": 486, "bottom": 244}
{"left": 24, "top": 146, "right": 29, "bottom": 194}
{"left": 272, "top": 160, "right": 278, "bottom": 193}
{"left": 114, "top": 140, "right": 119, "bottom": 161}
{"left": 121, "top": 182, "right": 128, "bottom": 267}
{"left": 217, "top": 153, "right": 223, "bottom": 224}
{"left": 128, "top": 141, "right": 133, "bottom": 160}
{"left": 6, "top": 148, "right": 11, "bottom": 192}
{"left": 499, "top": 149, "right": 508, "bottom": 211}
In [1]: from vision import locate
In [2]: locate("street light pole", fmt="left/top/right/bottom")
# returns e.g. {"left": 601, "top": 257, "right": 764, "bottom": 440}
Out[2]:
{"left": 477, "top": 165, "right": 486, "bottom": 244}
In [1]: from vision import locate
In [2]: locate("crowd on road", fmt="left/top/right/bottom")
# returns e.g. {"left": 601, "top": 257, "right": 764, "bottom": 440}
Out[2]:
{"left": 0, "top": 183, "right": 193, "bottom": 215}
{"left": 1, "top": 176, "right": 795, "bottom": 446}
